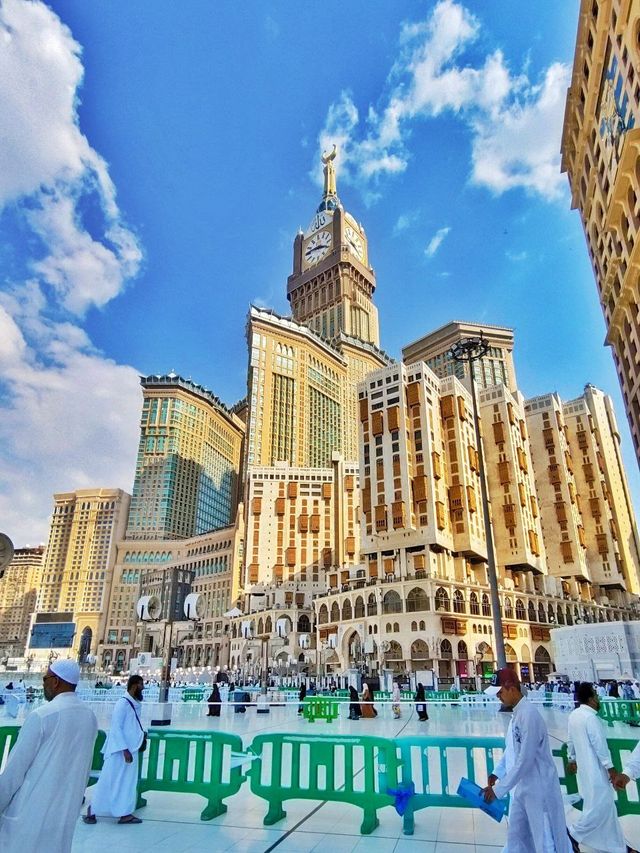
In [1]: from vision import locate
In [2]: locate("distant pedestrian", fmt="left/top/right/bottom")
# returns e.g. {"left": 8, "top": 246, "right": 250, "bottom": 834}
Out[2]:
{"left": 206, "top": 683, "right": 221, "bottom": 717}
{"left": 392, "top": 681, "right": 401, "bottom": 719}
{"left": 84, "top": 674, "right": 146, "bottom": 825}
{"left": 566, "top": 682, "right": 628, "bottom": 853}
{"left": 415, "top": 683, "right": 429, "bottom": 721}
{"left": 0, "top": 659, "right": 97, "bottom": 853}
{"left": 348, "top": 686, "right": 361, "bottom": 719}
{"left": 361, "top": 683, "right": 377, "bottom": 717}
{"left": 298, "top": 683, "right": 306, "bottom": 715}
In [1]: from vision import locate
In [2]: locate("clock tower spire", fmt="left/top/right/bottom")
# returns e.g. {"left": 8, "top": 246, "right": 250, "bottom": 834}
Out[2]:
{"left": 287, "top": 147, "right": 380, "bottom": 348}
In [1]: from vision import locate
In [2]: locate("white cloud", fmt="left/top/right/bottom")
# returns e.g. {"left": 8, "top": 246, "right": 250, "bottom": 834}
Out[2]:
{"left": 506, "top": 249, "right": 528, "bottom": 262}
{"left": 393, "top": 210, "right": 420, "bottom": 235}
{"left": 0, "top": 1, "right": 143, "bottom": 545}
{"left": 425, "top": 226, "right": 451, "bottom": 258}
{"left": 316, "top": 0, "right": 569, "bottom": 202}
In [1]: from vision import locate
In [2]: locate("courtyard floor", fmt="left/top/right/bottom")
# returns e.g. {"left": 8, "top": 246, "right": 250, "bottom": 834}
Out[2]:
{"left": 6, "top": 699, "right": 640, "bottom": 852}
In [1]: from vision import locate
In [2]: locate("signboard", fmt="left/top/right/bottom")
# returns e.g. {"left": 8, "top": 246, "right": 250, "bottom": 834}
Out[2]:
{"left": 29, "top": 622, "right": 75, "bottom": 649}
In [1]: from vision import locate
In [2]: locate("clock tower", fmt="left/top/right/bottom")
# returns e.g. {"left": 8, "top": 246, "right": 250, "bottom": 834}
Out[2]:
{"left": 287, "top": 147, "right": 380, "bottom": 348}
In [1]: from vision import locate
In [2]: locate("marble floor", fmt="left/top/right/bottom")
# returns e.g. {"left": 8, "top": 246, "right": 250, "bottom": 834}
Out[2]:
{"left": 6, "top": 699, "right": 640, "bottom": 852}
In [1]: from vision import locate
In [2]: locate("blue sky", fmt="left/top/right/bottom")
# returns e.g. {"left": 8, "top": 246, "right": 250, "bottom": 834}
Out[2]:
{"left": 1, "top": 0, "right": 638, "bottom": 544}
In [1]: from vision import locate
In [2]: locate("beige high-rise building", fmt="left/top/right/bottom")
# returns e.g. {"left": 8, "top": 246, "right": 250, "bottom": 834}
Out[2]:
{"left": 478, "top": 384, "right": 546, "bottom": 576}
{"left": 101, "top": 507, "right": 244, "bottom": 673}
{"left": 31, "top": 488, "right": 130, "bottom": 662}
{"left": 561, "top": 0, "right": 640, "bottom": 463}
{"left": 0, "top": 546, "right": 44, "bottom": 658}
{"left": 403, "top": 321, "right": 518, "bottom": 393}
{"left": 526, "top": 385, "right": 640, "bottom": 594}
{"left": 126, "top": 373, "right": 245, "bottom": 540}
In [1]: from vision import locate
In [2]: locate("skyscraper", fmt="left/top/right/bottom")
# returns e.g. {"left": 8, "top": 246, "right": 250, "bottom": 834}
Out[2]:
{"left": 0, "top": 546, "right": 44, "bottom": 658}
{"left": 31, "top": 488, "right": 130, "bottom": 662}
{"left": 561, "top": 1, "right": 640, "bottom": 463}
{"left": 126, "top": 373, "right": 245, "bottom": 540}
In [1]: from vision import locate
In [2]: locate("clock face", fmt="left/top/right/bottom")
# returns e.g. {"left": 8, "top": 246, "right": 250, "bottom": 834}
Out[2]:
{"left": 345, "top": 225, "right": 364, "bottom": 262}
{"left": 304, "top": 230, "right": 332, "bottom": 266}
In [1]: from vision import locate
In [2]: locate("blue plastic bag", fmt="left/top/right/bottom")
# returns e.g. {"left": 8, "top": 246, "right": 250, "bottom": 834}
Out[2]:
{"left": 456, "top": 777, "right": 507, "bottom": 823}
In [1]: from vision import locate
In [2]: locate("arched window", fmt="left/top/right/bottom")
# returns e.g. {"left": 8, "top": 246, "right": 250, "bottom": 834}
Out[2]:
{"left": 297, "top": 614, "right": 311, "bottom": 633}
{"left": 440, "top": 639, "right": 453, "bottom": 659}
{"left": 470, "top": 592, "right": 480, "bottom": 615}
{"left": 557, "top": 608, "right": 565, "bottom": 625}
{"left": 457, "top": 640, "right": 468, "bottom": 659}
{"left": 354, "top": 596, "right": 365, "bottom": 618}
{"left": 383, "top": 590, "right": 402, "bottom": 614}
{"left": 367, "top": 594, "right": 378, "bottom": 616}
{"left": 453, "top": 590, "right": 465, "bottom": 613}
{"left": 435, "top": 587, "right": 450, "bottom": 612}
{"left": 386, "top": 622, "right": 392, "bottom": 633}
{"left": 265, "top": 616, "right": 273, "bottom": 633}
{"left": 504, "top": 597, "right": 513, "bottom": 619}
{"left": 534, "top": 645, "right": 551, "bottom": 663}
{"left": 406, "top": 587, "right": 429, "bottom": 612}
{"left": 410, "top": 621, "right": 417, "bottom": 631}
{"left": 393, "top": 622, "right": 400, "bottom": 632}
{"left": 411, "top": 639, "right": 429, "bottom": 660}
{"left": 419, "top": 620, "right": 426, "bottom": 630}
{"left": 528, "top": 601, "right": 537, "bottom": 622}
{"left": 318, "top": 604, "right": 328, "bottom": 625}
{"left": 331, "top": 602, "right": 340, "bottom": 622}
{"left": 504, "top": 643, "right": 517, "bottom": 662}
{"left": 342, "top": 599, "right": 353, "bottom": 620}
{"left": 481, "top": 594, "right": 491, "bottom": 617}
{"left": 547, "top": 604, "right": 555, "bottom": 624}
{"left": 538, "top": 603, "right": 546, "bottom": 623}
{"left": 515, "top": 599, "right": 526, "bottom": 620}
{"left": 385, "top": 641, "right": 403, "bottom": 661}
{"left": 257, "top": 618, "right": 264, "bottom": 635}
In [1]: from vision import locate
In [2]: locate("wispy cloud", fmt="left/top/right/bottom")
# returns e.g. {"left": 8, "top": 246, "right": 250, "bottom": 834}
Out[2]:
{"left": 393, "top": 210, "right": 420, "bottom": 235}
{"left": 316, "top": 0, "right": 570, "bottom": 202}
{"left": 506, "top": 249, "right": 528, "bottom": 262}
{"left": 425, "top": 226, "right": 451, "bottom": 258}
{"left": 0, "top": 0, "right": 143, "bottom": 544}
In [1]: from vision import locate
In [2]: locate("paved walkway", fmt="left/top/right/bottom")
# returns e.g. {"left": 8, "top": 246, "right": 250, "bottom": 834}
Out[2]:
{"left": 6, "top": 699, "right": 640, "bottom": 852}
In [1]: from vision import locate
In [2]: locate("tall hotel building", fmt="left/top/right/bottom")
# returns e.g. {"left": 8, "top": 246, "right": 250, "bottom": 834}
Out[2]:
{"left": 0, "top": 546, "right": 44, "bottom": 658}
{"left": 30, "top": 489, "right": 130, "bottom": 662}
{"left": 126, "top": 373, "right": 245, "bottom": 540}
{"left": 561, "top": 0, "right": 640, "bottom": 463}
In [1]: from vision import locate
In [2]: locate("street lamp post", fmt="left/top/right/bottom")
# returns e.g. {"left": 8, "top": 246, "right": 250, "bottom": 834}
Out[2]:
{"left": 450, "top": 334, "right": 506, "bottom": 671}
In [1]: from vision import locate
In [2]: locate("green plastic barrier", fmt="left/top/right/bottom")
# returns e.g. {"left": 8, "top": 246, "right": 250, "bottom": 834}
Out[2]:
{"left": 181, "top": 689, "right": 206, "bottom": 703}
{"left": 598, "top": 699, "right": 640, "bottom": 727}
{"left": 395, "top": 736, "right": 507, "bottom": 835}
{"left": 137, "top": 728, "right": 245, "bottom": 820}
{"left": 543, "top": 691, "right": 553, "bottom": 708}
{"left": 554, "top": 737, "right": 640, "bottom": 817}
{"left": 303, "top": 696, "right": 339, "bottom": 723}
{"left": 247, "top": 732, "right": 401, "bottom": 833}
{"left": 0, "top": 725, "right": 105, "bottom": 784}
{"left": 425, "top": 690, "right": 460, "bottom": 702}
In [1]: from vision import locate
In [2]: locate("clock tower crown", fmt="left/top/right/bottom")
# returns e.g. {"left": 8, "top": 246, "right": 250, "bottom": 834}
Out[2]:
{"left": 287, "top": 147, "right": 380, "bottom": 348}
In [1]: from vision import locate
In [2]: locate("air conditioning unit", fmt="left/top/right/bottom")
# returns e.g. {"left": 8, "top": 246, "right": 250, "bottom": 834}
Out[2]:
{"left": 136, "top": 595, "right": 161, "bottom": 621}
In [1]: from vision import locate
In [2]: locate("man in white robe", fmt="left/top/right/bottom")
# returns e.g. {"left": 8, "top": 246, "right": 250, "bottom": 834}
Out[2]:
{"left": 566, "top": 682, "right": 628, "bottom": 853}
{"left": 0, "top": 659, "right": 97, "bottom": 853}
{"left": 84, "top": 674, "right": 146, "bottom": 824}
{"left": 482, "top": 668, "right": 573, "bottom": 853}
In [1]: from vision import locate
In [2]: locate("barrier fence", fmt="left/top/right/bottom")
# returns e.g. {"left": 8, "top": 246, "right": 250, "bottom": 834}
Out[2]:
{"left": 2, "top": 722, "right": 640, "bottom": 833}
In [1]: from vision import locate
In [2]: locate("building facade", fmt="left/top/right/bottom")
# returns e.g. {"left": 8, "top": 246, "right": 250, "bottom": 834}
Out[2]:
{"left": 30, "top": 489, "right": 130, "bottom": 663}
{"left": 126, "top": 373, "right": 245, "bottom": 540}
{"left": 561, "top": 0, "right": 640, "bottom": 462}
{"left": 0, "top": 546, "right": 44, "bottom": 659}
{"left": 402, "top": 321, "right": 518, "bottom": 393}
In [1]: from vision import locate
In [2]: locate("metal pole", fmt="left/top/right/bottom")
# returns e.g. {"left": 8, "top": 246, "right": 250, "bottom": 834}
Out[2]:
{"left": 450, "top": 336, "right": 506, "bottom": 670}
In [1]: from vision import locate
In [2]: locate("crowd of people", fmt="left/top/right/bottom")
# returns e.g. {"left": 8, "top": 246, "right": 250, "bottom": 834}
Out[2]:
{"left": 2, "top": 665, "right": 640, "bottom": 852}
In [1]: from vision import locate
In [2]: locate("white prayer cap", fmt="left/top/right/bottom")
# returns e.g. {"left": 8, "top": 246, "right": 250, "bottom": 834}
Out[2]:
{"left": 49, "top": 659, "right": 80, "bottom": 685}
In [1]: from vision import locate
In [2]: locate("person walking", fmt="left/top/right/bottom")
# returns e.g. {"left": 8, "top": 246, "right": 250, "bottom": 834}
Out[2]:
{"left": 206, "top": 682, "right": 221, "bottom": 717}
{"left": 83, "top": 674, "right": 146, "bottom": 825}
{"left": 415, "top": 683, "right": 429, "bottom": 721}
{"left": 392, "top": 681, "right": 402, "bottom": 719}
{"left": 348, "top": 685, "right": 361, "bottom": 719}
{"left": 298, "top": 683, "right": 307, "bottom": 715}
{"left": 481, "top": 668, "right": 573, "bottom": 853}
{"left": 565, "top": 682, "right": 628, "bottom": 853}
{"left": 360, "top": 682, "right": 377, "bottom": 717}
{"left": 0, "top": 659, "right": 97, "bottom": 853}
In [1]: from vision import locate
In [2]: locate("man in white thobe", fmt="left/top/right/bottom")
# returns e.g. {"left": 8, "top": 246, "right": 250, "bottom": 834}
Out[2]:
{"left": 84, "top": 674, "right": 146, "bottom": 824}
{"left": 482, "top": 668, "right": 573, "bottom": 853}
{"left": 566, "top": 682, "right": 628, "bottom": 853}
{"left": 0, "top": 659, "right": 97, "bottom": 853}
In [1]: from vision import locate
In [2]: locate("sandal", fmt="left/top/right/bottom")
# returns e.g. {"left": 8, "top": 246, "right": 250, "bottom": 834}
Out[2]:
{"left": 82, "top": 813, "right": 96, "bottom": 825}
{"left": 118, "top": 815, "right": 142, "bottom": 824}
